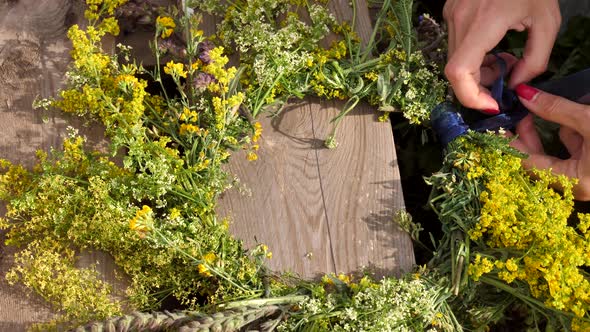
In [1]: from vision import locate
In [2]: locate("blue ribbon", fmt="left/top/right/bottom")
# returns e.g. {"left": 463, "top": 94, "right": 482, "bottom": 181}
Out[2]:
{"left": 431, "top": 55, "right": 529, "bottom": 146}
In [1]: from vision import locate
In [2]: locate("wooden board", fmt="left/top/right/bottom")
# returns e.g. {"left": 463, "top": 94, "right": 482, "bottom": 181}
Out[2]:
{"left": 218, "top": 100, "right": 413, "bottom": 279}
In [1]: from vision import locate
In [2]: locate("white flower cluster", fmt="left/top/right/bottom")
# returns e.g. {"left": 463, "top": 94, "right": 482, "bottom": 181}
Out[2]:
{"left": 218, "top": 0, "right": 334, "bottom": 87}
{"left": 381, "top": 51, "right": 447, "bottom": 125}
{"left": 278, "top": 277, "right": 452, "bottom": 331}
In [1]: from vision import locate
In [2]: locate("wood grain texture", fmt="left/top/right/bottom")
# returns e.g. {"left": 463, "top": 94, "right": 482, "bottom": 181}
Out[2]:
{"left": 312, "top": 100, "right": 413, "bottom": 278}
{"left": 218, "top": 103, "right": 336, "bottom": 278}
{"left": 327, "top": 0, "right": 373, "bottom": 46}
{"left": 218, "top": 101, "right": 414, "bottom": 280}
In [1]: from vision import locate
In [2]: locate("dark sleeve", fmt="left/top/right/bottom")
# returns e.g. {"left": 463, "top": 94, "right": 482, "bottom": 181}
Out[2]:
{"left": 559, "top": 0, "right": 590, "bottom": 26}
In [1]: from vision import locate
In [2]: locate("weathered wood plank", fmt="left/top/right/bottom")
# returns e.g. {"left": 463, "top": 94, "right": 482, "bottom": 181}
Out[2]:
{"left": 220, "top": 100, "right": 414, "bottom": 279}
{"left": 312, "top": 101, "right": 413, "bottom": 278}
{"left": 327, "top": 0, "right": 373, "bottom": 47}
{"left": 218, "top": 103, "right": 336, "bottom": 278}
{"left": 0, "top": 0, "right": 77, "bottom": 328}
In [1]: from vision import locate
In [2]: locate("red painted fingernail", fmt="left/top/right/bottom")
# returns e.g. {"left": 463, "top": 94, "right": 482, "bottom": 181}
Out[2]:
{"left": 483, "top": 109, "right": 500, "bottom": 115}
{"left": 516, "top": 84, "right": 539, "bottom": 101}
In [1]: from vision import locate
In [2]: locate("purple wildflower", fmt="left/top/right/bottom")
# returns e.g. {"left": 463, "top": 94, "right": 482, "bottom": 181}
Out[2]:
{"left": 193, "top": 72, "right": 216, "bottom": 90}
{"left": 198, "top": 40, "right": 214, "bottom": 64}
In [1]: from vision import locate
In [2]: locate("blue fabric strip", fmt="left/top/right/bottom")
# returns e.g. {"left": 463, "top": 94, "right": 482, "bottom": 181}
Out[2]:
{"left": 432, "top": 55, "right": 529, "bottom": 146}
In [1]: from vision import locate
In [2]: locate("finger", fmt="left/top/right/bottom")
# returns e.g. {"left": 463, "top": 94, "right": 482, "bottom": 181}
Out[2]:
{"left": 481, "top": 52, "right": 518, "bottom": 69}
{"left": 516, "top": 84, "right": 590, "bottom": 136}
{"left": 445, "top": 55, "right": 499, "bottom": 110}
{"left": 447, "top": 21, "right": 456, "bottom": 59}
{"left": 559, "top": 126, "right": 583, "bottom": 158}
{"left": 443, "top": 0, "right": 458, "bottom": 58}
{"left": 446, "top": 16, "right": 513, "bottom": 111}
{"left": 514, "top": 114, "right": 543, "bottom": 154}
{"left": 574, "top": 180, "right": 590, "bottom": 202}
{"left": 480, "top": 53, "right": 519, "bottom": 86}
{"left": 508, "top": 22, "right": 526, "bottom": 32}
{"left": 508, "top": 14, "right": 561, "bottom": 87}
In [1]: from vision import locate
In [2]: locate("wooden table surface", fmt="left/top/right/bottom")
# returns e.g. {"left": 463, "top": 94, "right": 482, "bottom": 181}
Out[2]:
{"left": 0, "top": 0, "right": 414, "bottom": 330}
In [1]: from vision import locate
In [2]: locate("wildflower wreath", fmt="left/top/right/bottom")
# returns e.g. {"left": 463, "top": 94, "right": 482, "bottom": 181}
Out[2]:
{"left": 1, "top": 0, "right": 590, "bottom": 331}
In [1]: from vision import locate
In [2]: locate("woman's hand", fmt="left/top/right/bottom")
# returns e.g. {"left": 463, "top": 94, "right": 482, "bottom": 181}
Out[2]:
{"left": 443, "top": 0, "right": 561, "bottom": 112}
{"left": 512, "top": 84, "right": 590, "bottom": 200}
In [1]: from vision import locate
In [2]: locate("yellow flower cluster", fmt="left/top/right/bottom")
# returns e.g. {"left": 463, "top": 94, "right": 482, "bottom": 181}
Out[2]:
{"left": 178, "top": 106, "right": 202, "bottom": 136}
{"left": 202, "top": 47, "right": 237, "bottom": 93}
{"left": 245, "top": 122, "right": 263, "bottom": 162}
{"left": 452, "top": 151, "right": 485, "bottom": 180}
{"left": 164, "top": 61, "right": 187, "bottom": 79}
{"left": 84, "top": 0, "right": 127, "bottom": 21}
{"left": 179, "top": 107, "right": 199, "bottom": 123}
{"left": 129, "top": 205, "right": 153, "bottom": 237}
{"left": 252, "top": 122, "right": 262, "bottom": 143}
{"left": 464, "top": 139, "right": 590, "bottom": 318}
{"left": 313, "top": 40, "right": 347, "bottom": 63}
{"left": 59, "top": 19, "right": 149, "bottom": 132}
{"left": 179, "top": 123, "right": 201, "bottom": 136}
{"left": 0, "top": 160, "right": 31, "bottom": 198}
{"left": 364, "top": 71, "right": 379, "bottom": 82}
{"left": 197, "top": 252, "right": 217, "bottom": 277}
{"left": 309, "top": 71, "right": 346, "bottom": 100}
{"left": 246, "top": 151, "right": 258, "bottom": 162}
{"left": 156, "top": 16, "right": 175, "bottom": 39}
{"left": 467, "top": 254, "right": 495, "bottom": 281}
{"left": 68, "top": 25, "right": 111, "bottom": 74}
{"left": 63, "top": 136, "right": 87, "bottom": 163}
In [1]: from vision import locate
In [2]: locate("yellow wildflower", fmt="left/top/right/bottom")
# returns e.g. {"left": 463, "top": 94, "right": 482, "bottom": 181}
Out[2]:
{"left": 246, "top": 151, "right": 258, "bottom": 162}
{"left": 337, "top": 273, "right": 351, "bottom": 284}
{"left": 364, "top": 71, "right": 379, "bottom": 82}
{"left": 197, "top": 264, "right": 212, "bottom": 277}
{"left": 156, "top": 16, "right": 176, "bottom": 38}
{"left": 129, "top": 205, "right": 153, "bottom": 237}
{"left": 168, "top": 208, "right": 181, "bottom": 220}
{"left": 252, "top": 122, "right": 263, "bottom": 143}
{"left": 203, "top": 252, "right": 216, "bottom": 264}
{"left": 164, "top": 61, "right": 187, "bottom": 79}
{"left": 179, "top": 107, "right": 199, "bottom": 123}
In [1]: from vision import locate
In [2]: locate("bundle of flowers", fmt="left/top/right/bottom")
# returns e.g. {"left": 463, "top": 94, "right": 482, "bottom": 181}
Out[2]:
{"left": 1, "top": 0, "right": 589, "bottom": 331}
{"left": 427, "top": 131, "right": 590, "bottom": 331}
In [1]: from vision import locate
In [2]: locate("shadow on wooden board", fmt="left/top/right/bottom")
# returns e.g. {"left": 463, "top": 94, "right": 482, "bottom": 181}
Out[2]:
{"left": 217, "top": 99, "right": 414, "bottom": 280}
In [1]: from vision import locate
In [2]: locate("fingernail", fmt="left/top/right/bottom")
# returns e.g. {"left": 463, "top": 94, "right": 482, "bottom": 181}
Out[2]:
{"left": 483, "top": 109, "right": 500, "bottom": 115}
{"left": 516, "top": 84, "right": 539, "bottom": 101}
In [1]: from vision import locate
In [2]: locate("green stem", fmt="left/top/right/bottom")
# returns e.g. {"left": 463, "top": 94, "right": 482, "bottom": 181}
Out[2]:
{"left": 219, "top": 295, "right": 308, "bottom": 309}
{"left": 479, "top": 276, "right": 583, "bottom": 321}
{"left": 360, "top": 0, "right": 391, "bottom": 63}
{"left": 154, "top": 229, "right": 253, "bottom": 293}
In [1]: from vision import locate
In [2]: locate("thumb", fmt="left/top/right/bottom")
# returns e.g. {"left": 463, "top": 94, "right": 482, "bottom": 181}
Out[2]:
{"left": 515, "top": 84, "right": 590, "bottom": 137}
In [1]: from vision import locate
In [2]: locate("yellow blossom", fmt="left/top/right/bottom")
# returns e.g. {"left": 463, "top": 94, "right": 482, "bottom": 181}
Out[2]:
{"left": 203, "top": 252, "right": 216, "bottom": 264}
{"left": 252, "top": 122, "right": 263, "bottom": 143}
{"left": 156, "top": 16, "right": 176, "bottom": 38}
{"left": 129, "top": 205, "right": 153, "bottom": 236}
{"left": 168, "top": 208, "right": 181, "bottom": 219}
{"left": 364, "top": 71, "right": 379, "bottom": 82}
{"left": 197, "top": 264, "right": 212, "bottom": 277}
{"left": 164, "top": 61, "right": 187, "bottom": 79}
{"left": 246, "top": 151, "right": 258, "bottom": 161}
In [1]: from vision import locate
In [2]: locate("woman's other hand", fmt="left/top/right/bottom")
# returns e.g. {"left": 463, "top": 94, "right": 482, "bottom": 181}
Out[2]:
{"left": 512, "top": 84, "right": 590, "bottom": 200}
